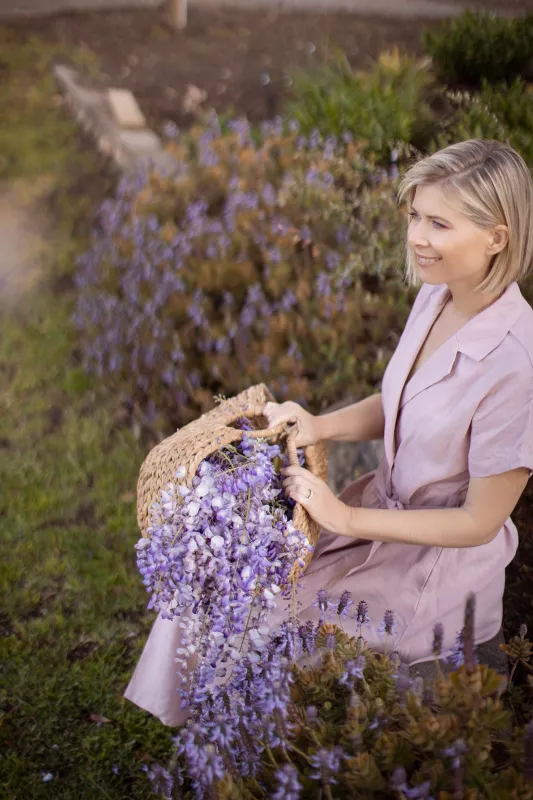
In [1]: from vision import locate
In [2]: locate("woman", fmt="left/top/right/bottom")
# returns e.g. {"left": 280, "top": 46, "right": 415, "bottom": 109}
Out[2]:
{"left": 124, "top": 139, "right": 533, "bottom": 727}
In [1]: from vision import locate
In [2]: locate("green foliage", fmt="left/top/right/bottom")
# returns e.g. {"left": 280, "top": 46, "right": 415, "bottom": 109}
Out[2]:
{"left": 422, "top": 10, "right": 533, "bottom": 90}
{"left": 285, "top": 47, "right": 438, "bottom": 161}
{"left": 0, "top": 29, "right": 100, "bottom": 180}
{"left": 0, "top": 228, "right": 173, "bottom": 800}
{"left": 269, "top": 626, "right": 532, "bottom": 800}
{"left": 430, "top": 79, "right": 533, "bottom": 171}
{"left": 477, "top": 79, "right": 533, "bottom": 168}
{"left": 432, "top": 88, "right": 507, "bottom": 149}
{"left": 0, "top": 31, "right": 171, "bottom": 798}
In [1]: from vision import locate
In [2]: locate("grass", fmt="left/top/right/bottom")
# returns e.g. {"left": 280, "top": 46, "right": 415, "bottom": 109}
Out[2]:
{"left": 0, "top": 31, "right": 172, "bottom": 799}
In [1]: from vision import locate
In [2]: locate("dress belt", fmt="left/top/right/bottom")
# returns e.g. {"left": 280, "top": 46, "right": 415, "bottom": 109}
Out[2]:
{"left": 384, "top": 490, "right": 406, "bottom": 511}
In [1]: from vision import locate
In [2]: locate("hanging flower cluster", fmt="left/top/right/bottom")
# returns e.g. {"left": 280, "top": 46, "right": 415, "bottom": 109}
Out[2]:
{"left": 135, "top": 418, "right": 310, "bottom": 710}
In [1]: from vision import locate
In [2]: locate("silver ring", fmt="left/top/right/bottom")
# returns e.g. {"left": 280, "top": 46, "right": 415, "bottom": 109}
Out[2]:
{"left": 306, "top": 488, "right": 313, "bottom": 500}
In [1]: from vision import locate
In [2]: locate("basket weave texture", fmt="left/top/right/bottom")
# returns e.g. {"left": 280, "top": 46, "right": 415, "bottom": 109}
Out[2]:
{"left": 136, "top": 383, "right": 328, "bottom": 579}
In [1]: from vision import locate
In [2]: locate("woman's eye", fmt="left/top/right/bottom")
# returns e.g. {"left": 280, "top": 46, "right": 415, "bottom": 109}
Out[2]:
{"left": 407, "top": 212, "right": 445, "bottom": 229}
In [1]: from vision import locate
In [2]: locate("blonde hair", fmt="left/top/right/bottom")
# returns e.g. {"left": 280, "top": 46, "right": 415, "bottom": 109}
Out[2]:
{"left": 397, "top": 139, "right": 533, "bottom": 294}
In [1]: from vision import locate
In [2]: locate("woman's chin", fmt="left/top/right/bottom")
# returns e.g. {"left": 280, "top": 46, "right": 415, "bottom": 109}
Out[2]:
{"left": 417, "top": 264, "right": 444, "bottom": 283}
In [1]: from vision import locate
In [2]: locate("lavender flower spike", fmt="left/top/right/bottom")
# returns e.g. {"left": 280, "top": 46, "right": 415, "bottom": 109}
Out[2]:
{"left": 312, "top": 588, "right": 333, "bottom": 622}
{"left": 377, "top": 609, "right": 398, "bottom": 639}
{"left": 432, "top": 622, "right": 444, "bottom": 657}
{"left": 354, "top": 599, "right": 372, "bottom": 633}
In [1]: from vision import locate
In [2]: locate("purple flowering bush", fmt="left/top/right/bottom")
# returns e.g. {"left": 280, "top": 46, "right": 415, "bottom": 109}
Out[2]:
{"left": 144, "top": 593, "right": 533, "bottom": 799}
{"left": 73, "top": 114, "right": 413, "bottom": 431}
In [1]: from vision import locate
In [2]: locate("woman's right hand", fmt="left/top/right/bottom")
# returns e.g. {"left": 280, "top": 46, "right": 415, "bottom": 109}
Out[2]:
{"left": 262, "top": 401, "right": 322, "bottom": 448}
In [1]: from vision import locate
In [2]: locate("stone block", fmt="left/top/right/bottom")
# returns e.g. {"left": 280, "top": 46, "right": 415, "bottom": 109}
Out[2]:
{"left": 107, "top": 88, "right": 147, "bottom": 129}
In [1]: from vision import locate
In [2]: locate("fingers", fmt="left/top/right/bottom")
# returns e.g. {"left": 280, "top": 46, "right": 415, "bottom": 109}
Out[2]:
{"left": 280, "top": 465, "right": 316, "bottom": 480}
{"left": 281, "top": 468, "right": 317, "bottom": 500}
{"left": 284, "top": 481, "right": 313, "bottom": 504}
{"left": 283, "top": 477, "right": 306, "bottom": 497}
{"left": 263, "top": 401, "right": 295, "bottom": 427}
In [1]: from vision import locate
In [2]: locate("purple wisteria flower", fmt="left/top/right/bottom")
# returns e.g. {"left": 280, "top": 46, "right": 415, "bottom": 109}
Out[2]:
{"left": 272, "top": 763, "right": 302, "bottom": 799}
{"left": 339, "top": 655, "right": 366, "bottom": 687}
{"left": 390, "top": 766, "right": 434, "bottom": 799}
{"left": 135, "top": 429, "right": 312, "bottom": 711}
{"left": 309, "top": 746, "right": 344, "bottom": 785}
{"left": 145, "top": 764, "right": 175, "bottom": 800}
{"left": 440, "top": 738, "right": 469, "bottom": 770}
{"left": 298, "top": 620, "right": 316, "bottom": 653}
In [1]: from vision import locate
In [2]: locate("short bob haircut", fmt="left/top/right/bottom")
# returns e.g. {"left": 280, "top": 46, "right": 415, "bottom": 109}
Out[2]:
{"left": 397, "top": 139, "right": 533, "bottom": 295}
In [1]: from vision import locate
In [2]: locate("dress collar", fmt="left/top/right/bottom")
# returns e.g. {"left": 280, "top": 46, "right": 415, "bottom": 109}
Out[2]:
{"left": 384, "top": 280, "right": 527, "bottom": 484}
{"left": 432, "top": 281, "right": 524, "bottom": 362}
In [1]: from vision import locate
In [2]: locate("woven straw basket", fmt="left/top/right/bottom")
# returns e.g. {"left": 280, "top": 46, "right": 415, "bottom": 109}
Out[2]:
{"left": 136, "top": 383, "right": 328, "bottom": 581}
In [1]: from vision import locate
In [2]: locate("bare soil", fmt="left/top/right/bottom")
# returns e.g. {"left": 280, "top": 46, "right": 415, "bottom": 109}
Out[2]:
{"left": 2, "top": 5, "right": 442, "bottom": 131}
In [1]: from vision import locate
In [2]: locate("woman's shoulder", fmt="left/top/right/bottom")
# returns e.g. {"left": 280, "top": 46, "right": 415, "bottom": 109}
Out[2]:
{"left": 512, "top": 285, "right": 533, "bottom": 357}
{"left": 483, "top": 310, "right": 533, "bottom": 387}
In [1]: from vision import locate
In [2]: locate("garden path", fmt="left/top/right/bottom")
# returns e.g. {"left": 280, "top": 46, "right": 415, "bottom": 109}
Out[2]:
{"left": 0, "top": 180, "right": 50, "bottom": 310}
{"left": 1, "top": 0, "right": 527, "bottom": 21}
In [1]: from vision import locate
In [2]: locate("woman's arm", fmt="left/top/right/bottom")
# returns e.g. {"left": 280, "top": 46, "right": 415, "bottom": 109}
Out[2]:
{"left": 282, "top": 466, "right": 530, "bottom": 549}
{"left": 345, "top": 467, "right": 531, "bottom": 548}
{"left": 315, "top": 393, "right": 385, "bottom": 443}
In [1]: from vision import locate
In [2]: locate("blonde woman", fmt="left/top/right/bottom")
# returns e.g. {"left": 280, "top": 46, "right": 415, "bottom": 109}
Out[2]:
{"left": 125, "top": 139, "right": 533, "bottom": 727}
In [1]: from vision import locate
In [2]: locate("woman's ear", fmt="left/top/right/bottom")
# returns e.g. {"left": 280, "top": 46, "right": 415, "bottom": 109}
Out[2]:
{"left": 487, "top": 224, "right": 509, "bottom": 255}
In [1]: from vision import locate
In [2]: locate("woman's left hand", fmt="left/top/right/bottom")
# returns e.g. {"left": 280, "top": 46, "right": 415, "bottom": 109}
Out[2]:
{"left": 281, "top": 465, "right": 350, "bottom": 536}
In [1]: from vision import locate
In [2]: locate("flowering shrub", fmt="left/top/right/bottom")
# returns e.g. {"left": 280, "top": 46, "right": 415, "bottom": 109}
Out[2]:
{"left": 73, "top": 114, "right": 413, "bottom": 431}
{"left": 135, "top": 416, "right": 311, "bottom": 710}
{"left": 145, "top": 594, "right": 533, "bottom": 799}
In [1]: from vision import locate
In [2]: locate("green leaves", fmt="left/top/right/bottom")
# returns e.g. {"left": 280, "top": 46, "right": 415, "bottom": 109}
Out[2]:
{"left": 422, "top": 11, "right": 533, "bottom": 90}
{"left": 286, "top": 47, "right": 437, "bottom": 161}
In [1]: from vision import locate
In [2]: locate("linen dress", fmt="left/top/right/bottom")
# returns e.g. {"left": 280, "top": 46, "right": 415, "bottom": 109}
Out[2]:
{"left": 124, "top": 279, "right": 533, "bottom": 727}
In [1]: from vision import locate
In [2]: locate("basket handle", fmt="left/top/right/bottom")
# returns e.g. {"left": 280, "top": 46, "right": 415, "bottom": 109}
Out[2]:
{"left": 224, "top": 407, "right": 301, "bottom": 468}
{"left": 243, "top": 419, "right": 300, "bottom": 468}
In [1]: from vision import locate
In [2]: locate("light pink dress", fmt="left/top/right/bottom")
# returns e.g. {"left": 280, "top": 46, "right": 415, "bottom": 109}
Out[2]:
{"left": 124, "top": 280, "right": 533, "bottom": 727}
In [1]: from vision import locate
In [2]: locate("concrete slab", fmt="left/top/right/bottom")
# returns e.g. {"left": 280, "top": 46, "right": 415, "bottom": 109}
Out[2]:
{"left": 107, "top": 88, "right": 147, "bottom": 129}
{"left": 53, "top": 63, "right": 177, "bottom": 174}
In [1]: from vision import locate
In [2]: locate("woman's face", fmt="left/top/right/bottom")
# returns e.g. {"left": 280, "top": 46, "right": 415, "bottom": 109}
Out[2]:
{"left": 406, "top": 183, "right": 506, "bottom": 291}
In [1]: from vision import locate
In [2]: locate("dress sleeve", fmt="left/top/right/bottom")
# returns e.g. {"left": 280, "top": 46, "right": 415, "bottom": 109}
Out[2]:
{"left": 468, "top": 368, "right": 533, "bottom": 479}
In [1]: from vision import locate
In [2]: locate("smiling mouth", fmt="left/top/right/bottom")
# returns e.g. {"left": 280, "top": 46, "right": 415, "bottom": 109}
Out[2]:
{"left": 416, "top": 254, "right": 442, "bottom": 265}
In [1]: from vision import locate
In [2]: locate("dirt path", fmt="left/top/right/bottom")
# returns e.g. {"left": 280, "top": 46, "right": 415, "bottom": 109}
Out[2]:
{"left": 2, "top": 0, "right": 532, "bottom": 21}
{"left": 0, "top": 180, "right": 51, "bottom": 309}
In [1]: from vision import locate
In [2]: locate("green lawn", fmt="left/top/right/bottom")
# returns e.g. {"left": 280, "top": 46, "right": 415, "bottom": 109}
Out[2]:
{"left": 0, "top": 31, "right": 172, "bottom": 799}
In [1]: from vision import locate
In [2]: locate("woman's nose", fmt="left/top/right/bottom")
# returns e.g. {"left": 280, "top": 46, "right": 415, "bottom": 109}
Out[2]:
{"left": 407, "top": 227, "right": 430, "bottom": 248}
